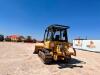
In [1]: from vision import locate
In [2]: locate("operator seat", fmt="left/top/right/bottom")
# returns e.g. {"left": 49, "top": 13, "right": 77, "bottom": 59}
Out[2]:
{"left": 55, "top": 35, "right": 59, "bottom": 41}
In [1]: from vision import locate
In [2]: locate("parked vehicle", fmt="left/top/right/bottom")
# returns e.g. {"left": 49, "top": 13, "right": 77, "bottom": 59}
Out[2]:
{"left": 0, "top": 35, "right": 4, "bottom": 41}
{"left": 17, "top": 36, "right": 25, "bottom": 42}
{"left": 5, "top": 36, "right": 11, "bottom": 42}
{"left": 24, "top": 36, "right": 33, "bottom": 43}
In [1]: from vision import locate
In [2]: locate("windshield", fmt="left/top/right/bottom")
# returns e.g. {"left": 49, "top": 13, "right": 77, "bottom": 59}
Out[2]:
{"left": 44, "top": 29, "right": 68, "bottom": 42}
{"left": 53, "top": 30, "right": 67, "bottom": 41}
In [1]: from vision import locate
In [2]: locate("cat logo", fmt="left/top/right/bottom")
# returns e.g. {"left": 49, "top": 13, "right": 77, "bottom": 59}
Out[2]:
{"left": 75, "top": 40, "right": 82, "bottom": 47}
{"left": 87, "top": 41, "right": 95, "bottom": 48}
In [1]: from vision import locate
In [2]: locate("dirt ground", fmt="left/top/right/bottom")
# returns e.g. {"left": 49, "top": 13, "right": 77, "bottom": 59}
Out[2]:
{"left": 0, "top": 42, "right": 100, "bottom": 75}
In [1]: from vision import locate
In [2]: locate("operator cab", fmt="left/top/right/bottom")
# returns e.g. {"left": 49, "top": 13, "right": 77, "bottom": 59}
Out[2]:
{"left": 44, "top": 24, "right": 70, "bottom": 42}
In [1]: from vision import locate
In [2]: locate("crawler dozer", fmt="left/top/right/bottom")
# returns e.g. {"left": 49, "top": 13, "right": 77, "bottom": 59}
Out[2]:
{"left": 34, "top": 24, "right": 76, "bottom": 64}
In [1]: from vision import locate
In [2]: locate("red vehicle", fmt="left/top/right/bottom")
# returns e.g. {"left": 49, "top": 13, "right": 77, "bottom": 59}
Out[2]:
{"left": 5, "top": 35, "right": 19, "bottom": 42}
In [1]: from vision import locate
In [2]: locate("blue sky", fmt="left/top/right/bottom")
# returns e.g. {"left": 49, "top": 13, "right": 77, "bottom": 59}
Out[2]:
{"left": 0, "top": 0, "right": 100, "bottom": 40}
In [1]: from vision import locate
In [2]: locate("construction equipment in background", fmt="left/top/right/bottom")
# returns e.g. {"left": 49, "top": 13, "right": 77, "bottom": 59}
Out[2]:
{"left": 34, "top": 24, "right": 76, "bottom": 64}
{"left": 5, "top": 35, "right": 19, "bottom": 42}
{"left": 0, "top": 35, "right": 4, "bottom": 41}
{"left": 4, "top": 35, "right": 36, "bottom": 43}
{"left": 33, "top": 39, "right": 37, "bottom": 43}
{"left": 17, "top": 36, "right": 25, "bottom": 42}
{"left": 24, "top": 36, "right": 33, "bottom": 43}
{"left": 5, "top": 36, "right": 11, "bottom": 42}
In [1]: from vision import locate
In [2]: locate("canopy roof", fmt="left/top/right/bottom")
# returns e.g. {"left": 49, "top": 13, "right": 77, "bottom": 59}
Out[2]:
{"left": 46, "top": 24, "right": 70, "bottom": 31}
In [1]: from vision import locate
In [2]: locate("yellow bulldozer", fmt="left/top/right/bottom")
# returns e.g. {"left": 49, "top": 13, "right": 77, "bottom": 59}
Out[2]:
{"left": 34, "top": 24, "right": 76, "bottom": 64}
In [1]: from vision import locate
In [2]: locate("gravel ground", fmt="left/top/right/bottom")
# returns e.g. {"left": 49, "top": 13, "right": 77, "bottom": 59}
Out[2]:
{"left": 0, "top": 42, "right": 100, "bottom": 75}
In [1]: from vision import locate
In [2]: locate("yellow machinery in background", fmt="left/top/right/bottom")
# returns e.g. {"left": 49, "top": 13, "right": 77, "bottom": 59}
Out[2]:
{"left": 34, "top": 24, "right": 76, "bottom": 64}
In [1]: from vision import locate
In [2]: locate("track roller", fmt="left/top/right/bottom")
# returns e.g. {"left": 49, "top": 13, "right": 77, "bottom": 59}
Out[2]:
{"left": 38, "top": 49, "right": 52, "bottom": 64}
